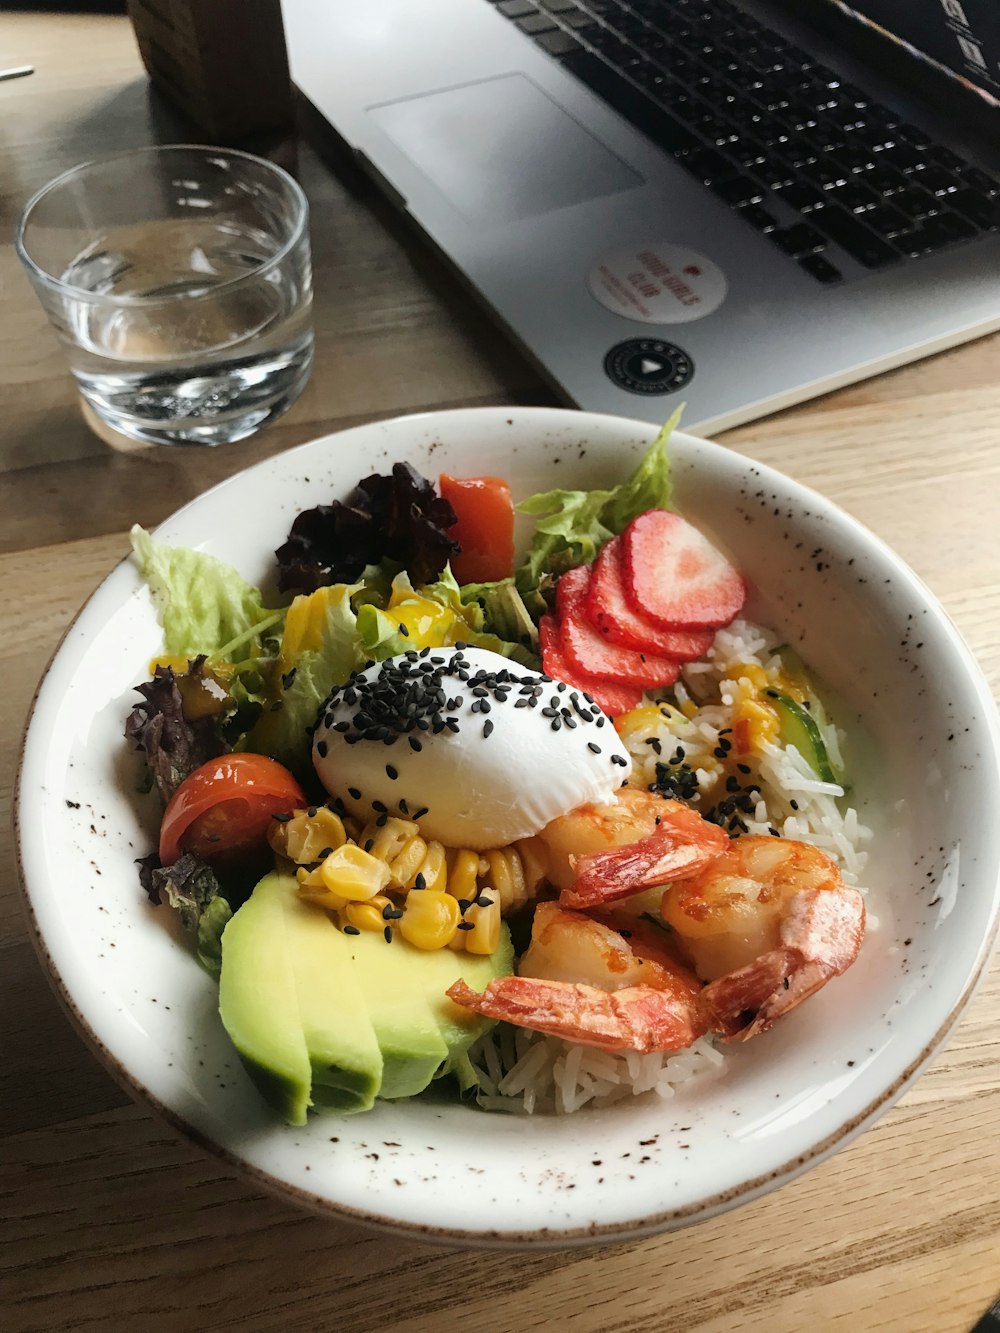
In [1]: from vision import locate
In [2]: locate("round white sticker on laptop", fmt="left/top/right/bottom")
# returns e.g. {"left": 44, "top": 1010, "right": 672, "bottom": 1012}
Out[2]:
{"left": 588, "top": 242, "right": 727, "bottom": 324}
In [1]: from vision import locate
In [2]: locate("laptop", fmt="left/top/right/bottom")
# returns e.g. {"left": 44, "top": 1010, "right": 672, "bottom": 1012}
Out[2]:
{"left": 281, "top": 0, "right": 1000, "bottom": 432}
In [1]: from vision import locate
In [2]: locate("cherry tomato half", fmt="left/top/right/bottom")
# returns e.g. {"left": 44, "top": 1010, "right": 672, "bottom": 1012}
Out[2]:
{"left": 159, "top": 754, "right": 307, "bottom": 866}
{"left": 438, "top": 474, "right": 515, "bottom": 584}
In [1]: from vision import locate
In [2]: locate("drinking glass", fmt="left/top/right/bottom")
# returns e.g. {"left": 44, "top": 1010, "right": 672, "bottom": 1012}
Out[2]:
{"left": 16, "top": 145, "right": 313, "bottom": 447}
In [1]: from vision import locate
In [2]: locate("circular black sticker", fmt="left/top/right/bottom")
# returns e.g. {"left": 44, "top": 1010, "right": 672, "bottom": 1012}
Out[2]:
{"left": 603, "top": 338, "right": 694, "bottom": 395}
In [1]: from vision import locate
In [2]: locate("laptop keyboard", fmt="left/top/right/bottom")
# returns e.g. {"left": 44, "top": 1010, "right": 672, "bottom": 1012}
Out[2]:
{"left": 485, "top": 0, "right": 1000, "bottom": 283}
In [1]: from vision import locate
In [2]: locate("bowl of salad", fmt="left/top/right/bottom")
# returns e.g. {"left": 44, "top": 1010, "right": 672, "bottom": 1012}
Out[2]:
{"left": 15, "top": 405, "right": 1000, "bottom": 1245}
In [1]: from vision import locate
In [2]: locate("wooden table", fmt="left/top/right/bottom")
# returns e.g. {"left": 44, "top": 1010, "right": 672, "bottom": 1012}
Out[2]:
{"left": 3, "top": 13, "right": 999, "bottom": 1332}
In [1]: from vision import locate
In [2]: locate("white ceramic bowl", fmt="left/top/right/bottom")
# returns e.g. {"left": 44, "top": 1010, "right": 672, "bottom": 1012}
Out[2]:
{"left": 16, "top": 406, "right": 1000, "bottom": 1245}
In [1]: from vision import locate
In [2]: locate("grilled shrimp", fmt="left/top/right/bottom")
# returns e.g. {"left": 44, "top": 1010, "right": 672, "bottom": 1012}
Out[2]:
{"left": 446, "top": 903, "right": 706, "bottom": 1053}
{"left": 538, "top": 786, "right": 727, "bottom": 907}
{"left": 661, "top": 834, "right": 866, "bottom": 1040}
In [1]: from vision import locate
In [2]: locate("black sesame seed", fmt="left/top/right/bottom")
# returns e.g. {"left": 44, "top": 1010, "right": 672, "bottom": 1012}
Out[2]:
{"left": 344, "top": 925, "right": 361, "bottom": 936}
{"left": 383, "top": 926, "right": 393, "bottom": 943}
{"left": 399, "top": 623, "right": 409, "bottom": 637}
{"left": 483, "top": 720, "right": 494, "bottom": 739}
{"left": 316, "top": 741, "right": 328, "bottom": 758}
{"left": 348, "top": 787, "right": 362, "bottom": 800}
{"left": 413, "top": 873, "right": 426, "bottom": 891}
{"left": 364, "top": 838, "right": 375, "bottom": 852}
{"left": 307, "top": 806, "right": 318, "bottom": 818}
{"left": 413, "top": 807, "right": 429, "bottom": 820}
{"left": 271, "top": 812, "right": 292, "bottom": 823}
{"left": 372, "top": 800, "right": 387, "bottom": 813}
{"left": 475, "top": 895, "right": 494, "bottom": 908}
{"left": 456, "top": 921, "right": 475, "bottom": 931}
{"left": 588, "top": 742, "right": 601, "bottom": 754}
{"left": 386, "top": 765, "right": 398, "bottom": 780}
{"left": 376, "top": 813, "right": 388, "bottom": 827}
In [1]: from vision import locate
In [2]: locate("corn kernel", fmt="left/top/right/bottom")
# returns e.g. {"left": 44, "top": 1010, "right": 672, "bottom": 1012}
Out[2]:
{"left": 360, "top": 817, "right": 419, "bottom": 864}
{"left": 613, "top": 704, "right": 664, "bottom": 742}
{"left": 740, "top": 697, "right": 780, "bottom": 749}
{"left": 271, "top": 807, "right": 347, "bottom": 864}
{"left": 398, "top": 889, "right": 460, "bottom": 950}
{"left": 296, "top": 864, "right": 347, "bottom": 911}
{"left": 420, "top": 841, "right": 448, "bottom": 892}
{"left": 345, "top": 894, "right": 393, "bottom": 933}
{"left": 320, "top": 844, "right": 391, "bottom": 901}
{"left": 389, "top": 835, "right": 429, "bottom": 889}
{"left": 447, "top": 848, "right": 481, "bottom": 900}
{"left": 458, "top": 895, "right": 501, "bottom": 955}
{"left": 726, "top": 661, "right": 770, "bottom": 692}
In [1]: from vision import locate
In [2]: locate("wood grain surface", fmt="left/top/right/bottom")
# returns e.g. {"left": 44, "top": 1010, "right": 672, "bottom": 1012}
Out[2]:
{"left": 2, "top": 12, "right": 999, "bottom": 1332}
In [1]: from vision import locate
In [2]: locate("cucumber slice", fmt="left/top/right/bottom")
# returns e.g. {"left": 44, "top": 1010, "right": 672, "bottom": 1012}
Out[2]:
{"left": 765, "top": 688, "right": 838, "bottom": 783}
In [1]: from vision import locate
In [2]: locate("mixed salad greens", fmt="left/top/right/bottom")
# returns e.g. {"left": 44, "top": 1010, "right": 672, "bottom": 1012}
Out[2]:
{"left": 127, "top": 413, "right": 680, "bottom": 976}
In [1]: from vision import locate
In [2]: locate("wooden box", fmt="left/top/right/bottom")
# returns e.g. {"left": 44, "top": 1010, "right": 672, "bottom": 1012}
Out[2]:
{"left": 127, "top": 0, "right": 295, "bottom": 142}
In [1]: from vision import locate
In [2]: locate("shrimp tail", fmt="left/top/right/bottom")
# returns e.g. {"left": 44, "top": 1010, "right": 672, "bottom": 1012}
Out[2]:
{"left": 701, "top": 887, "right": 866, "bottom": 1041}
{"left": 446, "top": 976, "right": 707, "bottom": 1054}
{"left": 559, "top": 804, "right": 728, "bottom": 910}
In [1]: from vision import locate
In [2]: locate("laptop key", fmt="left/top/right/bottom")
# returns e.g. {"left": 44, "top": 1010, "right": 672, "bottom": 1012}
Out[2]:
{"left": 559, "top": 50, "right": 701, "bottom": 154}
{"left": 711, "top": 175, "right": 763, "bottom": 206}
{"left": 949, "top": 189, "right": 1000, "bottom": 229}
{"left": 826, "top": 179, "right": 880, "bottom": 213}
{"left": 957, "top": 164, "right": 1000, "bottom": 196}
{"left": 535, "top": 27, "right": 585, "bottom": 56}
{"left": 798, "top": 252, "right": 842, "bottom": 283}
{"left": 774, "top": 179, "right": 825, "bottom": 212}
{"left": 809, "top": 206, "right": 897, "bottom": 267}
{"left": 737, "top": 202, "right": 778, "bottom": 232}
{"left": 922, "top": 211, "right": 979, "bottom": 245}
{"left": 497, "top": 0, "right": 537, "bottom": 15}
{"left": 890, "top": 185, "right": 941, "bottom": 220}
{"left": 769, "top": 223, "right": 826, "bottom": 256}
{"left": 516, "top": 11, "right": 558, "bottom": 33}
{"left": 859, "top": 203, "right": 910, "bottom": 239}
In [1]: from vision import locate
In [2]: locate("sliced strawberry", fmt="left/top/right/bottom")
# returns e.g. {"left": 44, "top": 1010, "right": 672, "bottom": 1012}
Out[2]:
{"left": 556, "top": 565, "right": 682, "bottom": 688}
{"left": 588, "top": 537, "right": 716, "bottom": 659}
{"left": 623, "top": 510, "right": 745, "bottom": 629}
{"left": 538, "top": 614, "right": 643, "bottom": 718}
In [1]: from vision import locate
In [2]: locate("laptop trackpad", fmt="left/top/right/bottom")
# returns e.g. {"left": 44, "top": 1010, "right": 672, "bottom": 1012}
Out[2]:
{"left": 368, "top": 74, "right": 643, "bottom": 224}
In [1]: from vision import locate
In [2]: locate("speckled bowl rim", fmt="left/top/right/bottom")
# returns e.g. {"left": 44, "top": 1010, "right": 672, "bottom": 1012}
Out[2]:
{"left": 14, "top": 406, "right": 1000, "bottom": 1247}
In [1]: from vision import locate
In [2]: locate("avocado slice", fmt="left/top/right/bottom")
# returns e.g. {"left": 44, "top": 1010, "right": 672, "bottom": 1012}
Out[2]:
{"left": 219, "top": 871, "right": 513, "bottom": 1122}
{"left": 219, "top": 872, "right": 383, "bottom": 1123}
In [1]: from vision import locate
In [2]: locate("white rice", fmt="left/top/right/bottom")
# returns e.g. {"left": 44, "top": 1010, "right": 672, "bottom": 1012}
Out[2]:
{"left": 467, "top": 617, "right": 872, "bottom": 1115}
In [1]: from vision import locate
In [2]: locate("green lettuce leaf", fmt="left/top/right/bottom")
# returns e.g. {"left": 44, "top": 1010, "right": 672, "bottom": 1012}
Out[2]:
{"left": 130, "top": 526, "right": 282, "bottom": 664}
{"left": 513, "top": 409, "right": 680, "bottom": 596}
{"left": 248, "top": 582, "right": 369, "bottom": 775}
{"left": 196, "top": 894, "right": 233, "bottom": 979}
{"left": 459, "top": 577, "right": 539, "bottom": 652}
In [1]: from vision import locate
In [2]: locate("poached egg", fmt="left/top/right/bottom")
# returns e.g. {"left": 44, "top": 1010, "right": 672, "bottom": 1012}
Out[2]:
{"left": 312, "top": 645, "right": 632, "bottom": 850}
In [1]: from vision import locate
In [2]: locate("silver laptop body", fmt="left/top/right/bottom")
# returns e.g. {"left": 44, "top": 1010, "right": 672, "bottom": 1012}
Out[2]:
{"left": 282, "top": 0, "right": 1000, "bottom": 432}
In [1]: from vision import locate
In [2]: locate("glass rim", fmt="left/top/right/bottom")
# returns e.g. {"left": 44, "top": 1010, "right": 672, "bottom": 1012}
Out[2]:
{"left": 15, "top": 143, "right": 309, "bottom": 306}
